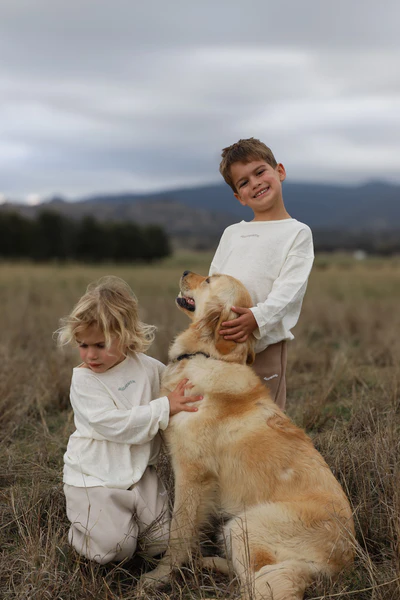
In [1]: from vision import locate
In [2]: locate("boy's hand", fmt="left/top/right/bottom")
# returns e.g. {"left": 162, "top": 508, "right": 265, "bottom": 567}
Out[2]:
{"left": 167, "top": 378, "right": 203, "bottom": 416}
{"left": 219, "top": 307, "right": 258, "bottom": 342}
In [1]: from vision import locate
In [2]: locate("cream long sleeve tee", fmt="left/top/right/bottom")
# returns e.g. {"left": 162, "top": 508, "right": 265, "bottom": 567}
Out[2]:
{"left": 63, "top": 353, "right": 170, "bottom": 489}
{"left": 209, "top": 219, "right": 314, "bottom": 353}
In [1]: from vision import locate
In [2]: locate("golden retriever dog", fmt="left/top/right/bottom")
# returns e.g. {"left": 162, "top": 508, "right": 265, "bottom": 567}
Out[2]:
{"left": 142, "top": 271, "right": 355, "bottom": 600}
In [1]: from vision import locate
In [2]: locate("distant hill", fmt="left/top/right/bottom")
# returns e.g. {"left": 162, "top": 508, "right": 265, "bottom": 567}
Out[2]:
{"left": 2, "top": 180, "right": 400, "bottom": 249}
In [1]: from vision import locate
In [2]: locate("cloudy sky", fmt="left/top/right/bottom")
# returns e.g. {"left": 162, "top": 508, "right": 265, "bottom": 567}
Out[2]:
{"left": 1, "top": 0, "right": 399, "bottom": 203}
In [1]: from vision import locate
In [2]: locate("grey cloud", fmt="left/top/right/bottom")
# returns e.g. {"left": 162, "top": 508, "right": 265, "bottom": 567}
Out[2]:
{"left": 0, "top": 0, "right": 399, "bottom": 199}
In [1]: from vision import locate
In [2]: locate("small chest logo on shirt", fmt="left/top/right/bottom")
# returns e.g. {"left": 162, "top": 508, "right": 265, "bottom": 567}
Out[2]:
{"left": 118, "top": 380, "right": 136, "bottom": 391}
{"left": 240, "top": 234, "right": 260, "bottom": 238}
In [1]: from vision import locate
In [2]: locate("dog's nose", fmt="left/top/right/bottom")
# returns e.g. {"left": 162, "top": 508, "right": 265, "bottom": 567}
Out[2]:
{"left": 182, "top": 270, "right": 191, "bottom": 278}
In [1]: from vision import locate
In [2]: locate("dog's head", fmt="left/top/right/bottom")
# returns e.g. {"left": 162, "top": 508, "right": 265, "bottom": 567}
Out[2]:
{"left": 176, "top": 271, "right": 255, "bottom": 365}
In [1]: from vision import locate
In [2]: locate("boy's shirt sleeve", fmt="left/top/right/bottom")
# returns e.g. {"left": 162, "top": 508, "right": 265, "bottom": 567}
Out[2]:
{"left": 71, "top": 375, "right": 170, "bottom": 445}
{"left": 209, "top": 230, "right": 227, "bottom": 275}
{"left": 250, "top": 227, "right": 314, "bottom": 338}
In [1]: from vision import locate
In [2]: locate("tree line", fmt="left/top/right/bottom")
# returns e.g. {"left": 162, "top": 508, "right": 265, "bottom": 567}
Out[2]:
{"left": 0, "top": 210, "right": 171, "bottom": 262}
{"left": 313, "top": 229, "right": 400, "bottom": 256}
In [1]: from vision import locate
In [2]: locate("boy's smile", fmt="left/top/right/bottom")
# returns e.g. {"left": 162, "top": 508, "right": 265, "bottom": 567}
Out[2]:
{"left": 231, "top": 160, "right": 290, "bottom": 221}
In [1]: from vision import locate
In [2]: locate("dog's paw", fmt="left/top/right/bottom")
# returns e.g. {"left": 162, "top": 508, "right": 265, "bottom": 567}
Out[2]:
{"left": 201, "top": 555, "right": 232, "bottom": 575}
{"left": 139, "top": 565, "right": 172, "bottom": 590}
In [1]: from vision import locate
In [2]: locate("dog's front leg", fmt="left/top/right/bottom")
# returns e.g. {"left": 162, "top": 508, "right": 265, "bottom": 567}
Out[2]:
{"left": 140, "top": 467, "right": 216, "bottom": 589}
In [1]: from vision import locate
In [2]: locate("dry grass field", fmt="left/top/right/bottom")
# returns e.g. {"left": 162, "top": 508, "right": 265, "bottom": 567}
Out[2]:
{"left": 1, "top": 253, "right": 400, "bottom": 599}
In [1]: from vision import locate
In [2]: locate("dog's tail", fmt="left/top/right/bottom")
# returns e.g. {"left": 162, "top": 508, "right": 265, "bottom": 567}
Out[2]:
{"left": 250, "top": 559, "right": 319, "bottom": 600}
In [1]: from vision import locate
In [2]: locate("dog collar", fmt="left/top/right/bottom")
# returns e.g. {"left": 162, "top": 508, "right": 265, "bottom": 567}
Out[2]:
{"left": 175, "top": 351, "right": 210, "bottom": 362}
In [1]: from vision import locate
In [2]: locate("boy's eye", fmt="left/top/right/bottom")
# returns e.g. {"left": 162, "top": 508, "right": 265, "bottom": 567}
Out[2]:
{"left": 96, "top": 344, "right": 105, "bottom": 349}
{"left": 239, "top": 180, "right": 247, "bottom": 188}
{"left": 79, "top": 343, "right": 87, "bottom": 348}
{"left": 256, "top": 169, "right": 265, "bottom": 176}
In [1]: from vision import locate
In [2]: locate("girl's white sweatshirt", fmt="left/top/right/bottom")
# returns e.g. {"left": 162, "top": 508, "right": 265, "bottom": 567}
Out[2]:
{"left": 63, "top": 354, "right": 169, "bottom": 489}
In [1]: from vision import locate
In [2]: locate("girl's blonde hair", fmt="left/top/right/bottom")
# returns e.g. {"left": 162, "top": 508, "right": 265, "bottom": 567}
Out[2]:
{"left": 56, "top": 276, "right": 155, "bottom": 355}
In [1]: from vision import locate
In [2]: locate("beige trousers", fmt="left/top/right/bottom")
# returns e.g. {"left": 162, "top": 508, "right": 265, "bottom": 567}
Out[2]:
{"left": 252, "top": 340, "right": 287, "bottom": 411}
{"left": 64, "top": 466, "right": 170, "bottom": 564}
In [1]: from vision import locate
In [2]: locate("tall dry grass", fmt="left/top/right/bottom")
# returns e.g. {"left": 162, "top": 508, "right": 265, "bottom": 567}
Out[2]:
{"left": 1, "top": 254, "right": 399, "bottom": 599}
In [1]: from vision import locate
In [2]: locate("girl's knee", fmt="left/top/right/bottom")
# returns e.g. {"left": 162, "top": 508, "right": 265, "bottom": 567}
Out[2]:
{"left": 68, "top": 522, "right": 138, "bottom": 564}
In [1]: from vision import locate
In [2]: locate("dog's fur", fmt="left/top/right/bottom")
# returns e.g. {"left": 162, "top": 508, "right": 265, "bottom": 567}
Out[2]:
{"left": 142, "top": 272, "right": 354, "bottom": 600}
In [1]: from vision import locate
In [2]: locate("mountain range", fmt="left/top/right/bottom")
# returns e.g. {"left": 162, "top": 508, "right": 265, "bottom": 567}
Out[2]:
{"left": 2, "top": 180, "right": 400, "bottom": 248}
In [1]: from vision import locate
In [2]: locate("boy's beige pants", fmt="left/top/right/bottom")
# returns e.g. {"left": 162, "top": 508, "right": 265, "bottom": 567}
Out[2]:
{"left": 252, "top": 340, "right": 287, "bottom": 411}
{"left": 64, "top": 466, "right": 170, "bottom": 564}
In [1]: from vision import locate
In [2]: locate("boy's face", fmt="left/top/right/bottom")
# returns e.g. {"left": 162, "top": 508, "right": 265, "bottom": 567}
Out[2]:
{"left": 231, "top": 160, "right": 287, "bottom": 221}
{"left": 76, "top": 324, "right": 126, "bottom": 373}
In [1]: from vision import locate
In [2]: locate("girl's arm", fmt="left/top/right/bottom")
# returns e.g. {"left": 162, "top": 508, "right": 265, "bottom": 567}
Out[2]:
{"left": 72, "top": 376, "right": 201, "bottom": 444}
{"left": 72, "top": 378, "right": 170, "bottom": 444}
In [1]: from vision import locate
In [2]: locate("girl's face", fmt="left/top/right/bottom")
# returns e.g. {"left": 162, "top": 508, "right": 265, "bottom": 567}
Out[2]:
{"left": 76, "top": 324, "right": 126, "bottom": 373}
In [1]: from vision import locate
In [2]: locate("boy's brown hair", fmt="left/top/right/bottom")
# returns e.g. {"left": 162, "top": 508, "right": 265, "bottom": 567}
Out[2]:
{"left": 219, "top": 138, "right": 278, "bottom": 192}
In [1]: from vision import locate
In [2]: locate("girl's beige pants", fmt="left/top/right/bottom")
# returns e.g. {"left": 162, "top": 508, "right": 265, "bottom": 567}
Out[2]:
{"left": 64, "top": 466, "right": 170, "bottom": 564}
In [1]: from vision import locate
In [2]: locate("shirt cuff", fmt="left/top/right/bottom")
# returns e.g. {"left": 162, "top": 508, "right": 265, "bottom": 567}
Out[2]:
{"left": 250, "top": 307, "right": 263, "bottom": 340}
{"left": 157, "top": 396, "right": 170, "bottom": 430}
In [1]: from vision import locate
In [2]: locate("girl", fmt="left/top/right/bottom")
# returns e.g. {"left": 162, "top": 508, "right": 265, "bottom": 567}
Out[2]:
{"left": 56, "top": 276, "right": 201, "bottom": 565}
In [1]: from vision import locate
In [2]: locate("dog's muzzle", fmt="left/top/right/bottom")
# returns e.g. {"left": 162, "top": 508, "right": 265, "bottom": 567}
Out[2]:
{"left": 176, "top": 295, "right": 195, "bottom": 312}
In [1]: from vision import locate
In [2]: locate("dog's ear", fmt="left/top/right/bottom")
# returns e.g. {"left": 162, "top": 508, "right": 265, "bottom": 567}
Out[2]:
{"left": 195, "top": 298, "right": 237, "bottom": 354}
{"left": 195, "top": 297, "right": 228, "bottom": 337}
{"left": 215, "top": 285, "right": 256, "bottom": 361}
{"left": 214, "top": 307, "right": 257, "bottom": 363}
{"left": 195, "top": 279, "right": 254, "bottom": 362}
{"left": 214, "top": 305, "right": 237, "bottom": 355}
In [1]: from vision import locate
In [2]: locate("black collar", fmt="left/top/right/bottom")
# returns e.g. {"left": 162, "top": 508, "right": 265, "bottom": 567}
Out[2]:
{"left": 175, "top": 351, "right": 210, "bottom": 362}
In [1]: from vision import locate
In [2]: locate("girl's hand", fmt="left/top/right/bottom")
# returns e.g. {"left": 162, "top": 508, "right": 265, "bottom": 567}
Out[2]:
{"left": 167, "top": 378, "right": 203, "bottom": 416}
{"left": 219, "top": 306, "right": 258, "bottom": 342}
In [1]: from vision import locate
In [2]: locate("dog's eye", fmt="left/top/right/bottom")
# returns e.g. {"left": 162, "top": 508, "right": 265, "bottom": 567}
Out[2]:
{"left": 205, "top": 277, "right": 210, "bottom": 284}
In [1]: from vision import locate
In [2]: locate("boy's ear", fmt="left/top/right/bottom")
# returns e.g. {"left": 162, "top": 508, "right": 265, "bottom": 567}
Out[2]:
{"left": 276, "top": 163, "right": 286, "bottom": 182}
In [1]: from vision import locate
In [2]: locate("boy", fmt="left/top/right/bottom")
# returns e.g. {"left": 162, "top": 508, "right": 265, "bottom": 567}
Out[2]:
{"left": 209, "top": 138, "right": 314, "bottom": 410}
